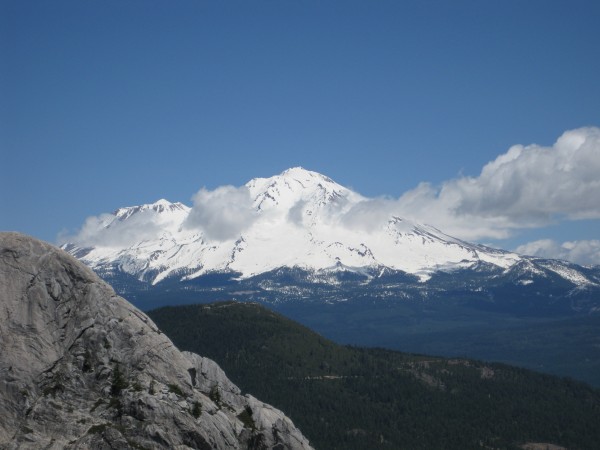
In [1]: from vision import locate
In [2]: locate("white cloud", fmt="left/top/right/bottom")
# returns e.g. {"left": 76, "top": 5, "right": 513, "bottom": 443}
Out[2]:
{"left": 515, "top": 239, "right": 600, "bottom": 266}
{"left": 58, "top": 210, "right": 164, "bottom": 248}
{"left": 337, "top": 197, "right": 401, "bottom": 232}
{"left": 184, "top": 185, "right": 258, "bottom": 241}
{"left": 390, "top": 126, "right": 600, "bottom": 240}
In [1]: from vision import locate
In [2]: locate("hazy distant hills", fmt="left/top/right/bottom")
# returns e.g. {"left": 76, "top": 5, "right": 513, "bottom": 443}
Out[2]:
{"left": 148, "top": 301, "right": 600, "bottom": 450}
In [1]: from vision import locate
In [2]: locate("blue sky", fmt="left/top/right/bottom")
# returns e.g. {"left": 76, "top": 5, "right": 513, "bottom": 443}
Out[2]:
{"left": 2, "top": 0, "right": 599, "bottom": 264}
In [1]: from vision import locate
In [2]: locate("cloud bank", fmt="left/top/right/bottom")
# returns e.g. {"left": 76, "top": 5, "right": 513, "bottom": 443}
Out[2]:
{"left": 391, "top": 126, "right": 600, "bottom": 240}
{"left": 184, "top": 185, "right": 258, "bottom": 241}
{"left": 59, "top": 211, "right": 165, "bottom": 248}
{"left": 515, "top": 239, "right": 600, "bottom": 266}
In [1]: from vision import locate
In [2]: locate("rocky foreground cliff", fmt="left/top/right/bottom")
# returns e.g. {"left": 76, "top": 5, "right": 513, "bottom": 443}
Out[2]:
{"left": 0, "top": 232, "right": 313, "bottom": 450}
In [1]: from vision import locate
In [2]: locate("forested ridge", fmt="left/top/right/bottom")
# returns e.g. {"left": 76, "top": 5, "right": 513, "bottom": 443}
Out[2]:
{"left": 149, "top": 301, "right": 600, "bottom": 450}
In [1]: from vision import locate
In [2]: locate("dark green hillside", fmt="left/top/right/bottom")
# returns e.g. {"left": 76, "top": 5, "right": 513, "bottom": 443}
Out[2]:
{"left": 149, "top": 301, "right": 600, "bottom": 450}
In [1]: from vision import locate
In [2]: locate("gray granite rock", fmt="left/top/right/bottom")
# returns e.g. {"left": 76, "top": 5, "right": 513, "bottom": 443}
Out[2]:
{"left": 0, "top": 232, "right": 313, "bottom": 450}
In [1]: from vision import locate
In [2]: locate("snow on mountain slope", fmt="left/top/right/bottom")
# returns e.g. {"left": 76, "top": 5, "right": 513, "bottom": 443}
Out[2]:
{"left": 62, "top": 167, "right": 591, "bottom": 286}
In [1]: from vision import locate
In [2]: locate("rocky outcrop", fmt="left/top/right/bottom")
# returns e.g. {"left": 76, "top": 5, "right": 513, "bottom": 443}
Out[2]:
{"left": 0, "top": 232, "right": 313, "bottom": 450}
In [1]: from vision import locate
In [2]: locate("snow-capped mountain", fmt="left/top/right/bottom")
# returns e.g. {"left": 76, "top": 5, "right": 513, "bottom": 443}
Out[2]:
{"left": 62, "top": 167, "right": 600, "bottom": 316}
{"left": 63, "top": 167, "right": 532, "bottom": 284}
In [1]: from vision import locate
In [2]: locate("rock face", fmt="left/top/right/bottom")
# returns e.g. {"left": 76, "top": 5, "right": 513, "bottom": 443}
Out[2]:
{"left": 0, "top": 232, "right": 313, "bottom": 450}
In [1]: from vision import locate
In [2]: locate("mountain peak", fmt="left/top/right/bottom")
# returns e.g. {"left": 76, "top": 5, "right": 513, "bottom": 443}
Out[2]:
{"left": 150, "top": 198, "right": 189, "bottom": 213}
{"left": 247, "top": 167, "right": 356, "bottom": 213}
{"left": 114, "top": 199, "right": 190, "bottom": 220}
{"left": 153, "top": 198, "right": 174, "bottom": 206}
{"left": 280, "top": 166, "right": 335, "bottom": 183}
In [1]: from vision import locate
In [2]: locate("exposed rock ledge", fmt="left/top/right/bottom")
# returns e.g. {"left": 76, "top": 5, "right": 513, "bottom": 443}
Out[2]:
{"left": 0, "top": 232, "right": 313, "bottom": 450}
